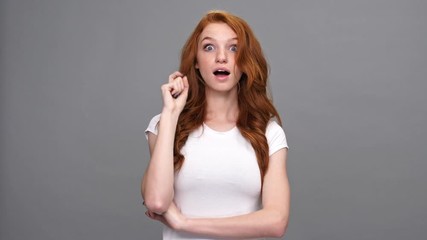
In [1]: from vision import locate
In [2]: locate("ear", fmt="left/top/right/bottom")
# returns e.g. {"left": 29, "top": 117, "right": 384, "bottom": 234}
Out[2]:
{"left": 195, "top": 62, "right": 199, "bottom": 69}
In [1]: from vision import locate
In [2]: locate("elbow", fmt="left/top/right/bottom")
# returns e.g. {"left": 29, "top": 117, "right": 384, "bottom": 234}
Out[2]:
{"left": 142, "top": 195, "right": 171, "bottom": 214}
{"left": 268, "top": 214, "right": 289, "bottom": 238}
{"left": 141, "top": 184, "right": 173, "bottom": 214}
{"left": 143, "top": 198, "right": 169, "bottom": 214}
{"left": 271, "top": 223, "right": 287, "bottom": 238}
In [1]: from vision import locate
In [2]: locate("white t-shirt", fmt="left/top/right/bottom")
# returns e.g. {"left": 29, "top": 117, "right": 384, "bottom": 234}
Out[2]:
{"left": 145, "top": 114, "right": 288, "bottom": 240}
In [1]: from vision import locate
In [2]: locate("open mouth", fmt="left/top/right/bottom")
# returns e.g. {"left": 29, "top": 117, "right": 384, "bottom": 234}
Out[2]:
{"left": 213, "top": 69, "right": 230, "bottom": 77}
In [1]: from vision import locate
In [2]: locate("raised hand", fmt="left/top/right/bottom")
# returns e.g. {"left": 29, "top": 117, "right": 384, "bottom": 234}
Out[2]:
{"left": 161, "top": 71, "right": 189, "bottom": 113}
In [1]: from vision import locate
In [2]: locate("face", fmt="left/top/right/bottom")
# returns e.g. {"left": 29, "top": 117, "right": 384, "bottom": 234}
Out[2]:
{"left": 195, "top": 23, "right": 243, "bottom": 94}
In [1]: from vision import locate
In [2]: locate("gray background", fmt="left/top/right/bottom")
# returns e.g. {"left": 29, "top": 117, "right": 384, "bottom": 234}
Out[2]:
{"left": 1, "top": 0, "right": 426, "bottom": 239}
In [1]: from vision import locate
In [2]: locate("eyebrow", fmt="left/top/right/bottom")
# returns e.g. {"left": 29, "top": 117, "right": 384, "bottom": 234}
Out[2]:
{"left": 200, "top": 36, "right": 238, "bottom": 42}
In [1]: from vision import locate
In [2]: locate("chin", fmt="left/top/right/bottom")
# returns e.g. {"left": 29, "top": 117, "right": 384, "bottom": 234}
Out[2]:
{"left": 206, "top": 85, "right": 238, "bottom": 94}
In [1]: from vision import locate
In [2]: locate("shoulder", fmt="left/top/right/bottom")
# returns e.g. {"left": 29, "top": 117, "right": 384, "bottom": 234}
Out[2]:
{"left": 266, "top": 120, "right": 287, "bottom": 142}
{"left": 145, "top": 114, "right": 161, "bottom": 138}
{"left": 266, "top": 120, "right": 284, "bottom": 135}
{"left": 266, "top": 119, "right": 289, "bottom": 156}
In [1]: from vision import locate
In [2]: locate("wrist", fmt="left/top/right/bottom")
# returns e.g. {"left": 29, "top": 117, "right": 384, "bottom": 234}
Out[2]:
{"left": 161, "top": 107, "right": 182, "bottom": 119}
{"left": 177, "top": 216, "right": 190, "bottom": 232}
{"left": 161, "top": 109, "right": 181, "bottom": 126}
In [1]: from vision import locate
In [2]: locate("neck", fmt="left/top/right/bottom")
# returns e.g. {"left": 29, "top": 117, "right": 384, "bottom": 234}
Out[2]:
{"left": 204, "top": 88, "right": 239, "bottom": 124}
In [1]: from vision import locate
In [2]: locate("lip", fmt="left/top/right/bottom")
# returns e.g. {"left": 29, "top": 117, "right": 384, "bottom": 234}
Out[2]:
{"left": 214, "top": 74, "right": 229, "bottom": 81}
{"left": 212, "top": 67, "right": 231, "bottom": 81}
{"left": 213, "top": 67, "right": 231, "bottom": 73}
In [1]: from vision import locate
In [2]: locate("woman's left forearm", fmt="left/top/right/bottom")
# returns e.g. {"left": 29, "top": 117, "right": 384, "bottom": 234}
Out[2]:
{"left": 179, "top": 208, "right": 289, "bottom": 239}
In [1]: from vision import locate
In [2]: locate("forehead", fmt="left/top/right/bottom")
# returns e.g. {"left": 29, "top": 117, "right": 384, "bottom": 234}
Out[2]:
{"left": 199, "top": 23, "right": 237, "bottom": 42}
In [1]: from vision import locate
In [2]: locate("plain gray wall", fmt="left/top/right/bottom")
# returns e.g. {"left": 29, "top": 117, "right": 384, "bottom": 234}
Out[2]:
{"left": 1, "top": 0, "right": 426, "bottom": 239}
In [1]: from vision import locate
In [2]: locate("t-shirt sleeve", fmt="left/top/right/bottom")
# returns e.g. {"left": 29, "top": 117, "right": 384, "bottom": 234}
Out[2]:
{"left": 145, "top": 114, "right": 161, "bottom": 139}
{"left": 266, "top": 120, "right": 289, "bottom": 156}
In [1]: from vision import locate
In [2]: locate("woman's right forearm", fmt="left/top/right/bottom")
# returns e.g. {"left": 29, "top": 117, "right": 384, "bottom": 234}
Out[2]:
{"left": 142, "top": 109, "right": 180, "bottom": 214}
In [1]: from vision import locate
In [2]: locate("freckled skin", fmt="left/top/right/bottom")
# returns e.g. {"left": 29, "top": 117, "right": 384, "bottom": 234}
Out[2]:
{"left": 196, "top": 23, "right": 243, "bottom": 94}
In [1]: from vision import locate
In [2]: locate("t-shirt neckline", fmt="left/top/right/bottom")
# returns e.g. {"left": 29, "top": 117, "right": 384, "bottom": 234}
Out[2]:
{"left": 202, "top": 122, "right": 238, "bottom": 135}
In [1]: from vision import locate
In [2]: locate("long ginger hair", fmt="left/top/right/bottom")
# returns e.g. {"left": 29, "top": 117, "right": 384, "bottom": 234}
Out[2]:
{"left": 175, "top": 10, "right": 282, "bottom": 184}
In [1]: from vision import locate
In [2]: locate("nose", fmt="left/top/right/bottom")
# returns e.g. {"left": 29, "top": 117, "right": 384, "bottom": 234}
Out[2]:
{"left": 215, "top": 48, "right": 228, "bottom": 63}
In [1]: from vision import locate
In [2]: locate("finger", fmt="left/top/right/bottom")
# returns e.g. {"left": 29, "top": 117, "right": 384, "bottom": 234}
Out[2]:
{"left": 151, "top": 213, "right": 162, "bottom": 221}
{"left": 161, "top": 83, "right": 174, "bottom": 97}
{"left": 178, "top": 77, "right": 184, "bottom": 91}
{"left": 169, "top": 71, "right": 183, "bottom": 79}
{"left": 180, "top": 76, "right": 189, "bottom": 98}
{"left": 170, "top": 83, "right": 179, "bottom": 97}
{"left": 162, "top": 81, "right": 179, "bottom": 93}
{"left": 171, "top": 78, "right": 183, "bottom": 97}
{"left": 145, "top": 211, "right": 153, "bottom": 219}
{"left": 183, "top": 76, "right": 189, "bottom": 89}
{"left": 173, "top": 77, "right": 188, "bottom": 99}
{"left": 146, "top": 211, "right": 165, "bottom": 223}
{"left": 175, "top": 77, "right": 184, "bottom": 94}
{"left": 168, "top": 71, "right": 183, "bottom": 83}
{"left": 148, "top": 211, "right": 159, "bottom": 220}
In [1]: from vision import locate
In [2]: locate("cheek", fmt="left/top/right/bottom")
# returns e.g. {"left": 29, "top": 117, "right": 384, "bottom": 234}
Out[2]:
{"left": 235, "top": 71, "right": 243, "bottom": 81}
{"left": 195, "top": 58, "right": 209, "bottom": 78}
{"left": 233, "top": 66, "right": 243, "bottom": 79}
{"left": 195, "top": 54, "right": 200, "bottom": 69}
{"left": 196, "top": 56, "right": 211, "bottom": 72}
{"left": 196, "top": 54, "right": 205, "bottom": 69}
{"left": 231, "top": 57, "right": 241, "bottom": 75}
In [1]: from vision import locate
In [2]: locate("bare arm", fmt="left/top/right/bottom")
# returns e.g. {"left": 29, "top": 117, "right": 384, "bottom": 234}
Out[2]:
{"left": 148, "top": 148, "right": 290, "bottom": 238}
{"left": 141, "top": 72, "right": 189, "bottom": 214}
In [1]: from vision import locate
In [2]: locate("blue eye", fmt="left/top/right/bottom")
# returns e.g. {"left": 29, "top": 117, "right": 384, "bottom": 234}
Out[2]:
{"left": 230, "top": 45, "right": 238, "bottom": 52}
{"left": 203, "top": 44, "right": 215, "bottom": 51}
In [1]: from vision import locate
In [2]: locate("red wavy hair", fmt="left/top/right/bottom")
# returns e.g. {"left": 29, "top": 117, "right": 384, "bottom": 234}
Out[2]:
{"left": 175, "top": 10, "right": 282, "bottom": 184}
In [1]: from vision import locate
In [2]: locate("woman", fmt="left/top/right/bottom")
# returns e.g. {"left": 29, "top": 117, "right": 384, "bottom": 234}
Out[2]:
{"left": 141, "top": 10, "right": 290, "bottom": 239}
